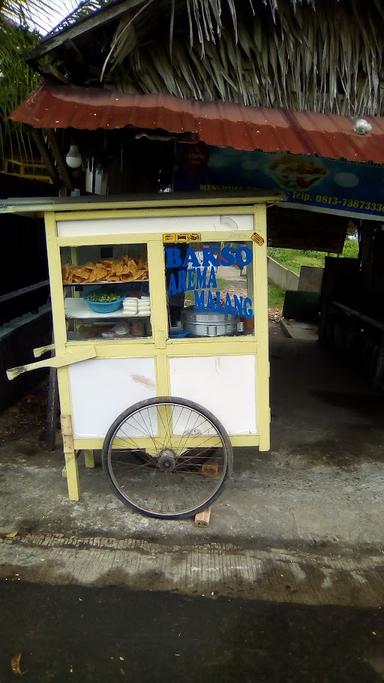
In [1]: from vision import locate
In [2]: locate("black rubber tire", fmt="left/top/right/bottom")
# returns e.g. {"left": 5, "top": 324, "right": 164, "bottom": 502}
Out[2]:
{"left": 102, "top": 396, "right": 233, "bottom": 519}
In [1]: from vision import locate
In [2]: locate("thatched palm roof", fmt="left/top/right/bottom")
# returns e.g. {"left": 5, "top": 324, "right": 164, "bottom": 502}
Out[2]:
{"left": 28, "top": 0, "right": 384, "bottom": 116}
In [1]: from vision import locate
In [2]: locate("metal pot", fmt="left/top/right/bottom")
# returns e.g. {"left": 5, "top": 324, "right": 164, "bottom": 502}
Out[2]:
{"left": 182, "top": 308, "right": 238, "bottom": 337}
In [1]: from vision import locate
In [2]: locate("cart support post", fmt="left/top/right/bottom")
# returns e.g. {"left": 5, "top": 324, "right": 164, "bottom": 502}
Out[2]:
{"left": 253, "top": 204, "right": 270, "bottom": 451}
{"left": 147, "top": 240, "right": 168, "bottom": 350}
{"left": 84, "top": 450, "right": 95, "bottom": 468}
{"left": 60, "top": 414, "right": 80, "bottom": 500}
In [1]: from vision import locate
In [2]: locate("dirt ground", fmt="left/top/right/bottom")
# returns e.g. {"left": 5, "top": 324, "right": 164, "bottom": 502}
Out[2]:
{"left": 1, "top": 321, "right": 384, "bottom": 551}
{"left": 0, "top": 379, "right": 47, "bottom": 449}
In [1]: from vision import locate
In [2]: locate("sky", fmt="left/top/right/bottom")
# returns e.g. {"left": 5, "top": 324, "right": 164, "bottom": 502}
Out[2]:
{"left": 11, "top": 1, "right": 86, "bottom": 36}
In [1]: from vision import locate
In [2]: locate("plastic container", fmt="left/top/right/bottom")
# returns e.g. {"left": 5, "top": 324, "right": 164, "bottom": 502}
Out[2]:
{"left": 84, "top": 296, "right": 123, "bottom": 313}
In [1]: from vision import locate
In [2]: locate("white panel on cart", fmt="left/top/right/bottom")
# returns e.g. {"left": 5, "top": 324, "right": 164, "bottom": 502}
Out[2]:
{"left": 69, "top": 358, "right": 156, "bottom": 438}
{"left": 57, "top": 214, "right": 253, "bottom": 237}
{"left": 169, "top": 355, "right": 257, "bottom": 435}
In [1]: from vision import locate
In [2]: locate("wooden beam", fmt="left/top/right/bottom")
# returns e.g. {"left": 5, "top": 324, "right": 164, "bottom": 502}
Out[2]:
{"left": 83, "top": 450, "right": 95, "bottom": 468}
{"left": 29, "top": 127, "right": 58, "bottom": 185}
{"left": 7, "top": 347, "right": 97, "bottom": 381}
{"left": 45, "top": 129, "right": 72, "bottom": 190}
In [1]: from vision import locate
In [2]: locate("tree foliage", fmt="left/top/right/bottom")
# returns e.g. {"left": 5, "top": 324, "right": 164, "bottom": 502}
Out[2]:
{"left": 0, "top": 1, "right": 84, "bottom": 164}
{"left": 0, "top": 21, "right": 40, "bottom": 162}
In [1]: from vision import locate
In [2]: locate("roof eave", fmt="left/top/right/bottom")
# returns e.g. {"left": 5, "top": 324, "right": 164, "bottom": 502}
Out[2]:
{"left": 0, "top": 190, "right": 284, "bottom": 218}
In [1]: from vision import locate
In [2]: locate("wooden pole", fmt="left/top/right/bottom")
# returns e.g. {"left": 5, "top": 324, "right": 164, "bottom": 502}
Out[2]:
{"left": 45, "top": 128, "right": 72, "bottom": 190}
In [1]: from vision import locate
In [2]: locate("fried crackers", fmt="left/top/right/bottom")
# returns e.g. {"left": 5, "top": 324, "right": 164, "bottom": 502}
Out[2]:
{"left": 62, "top": 255, "right": 148, "bottom": 284}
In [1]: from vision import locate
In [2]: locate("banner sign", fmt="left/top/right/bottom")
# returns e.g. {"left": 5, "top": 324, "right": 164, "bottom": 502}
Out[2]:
{"left": 174, "top": 143, "right": 384, "bottom": 218}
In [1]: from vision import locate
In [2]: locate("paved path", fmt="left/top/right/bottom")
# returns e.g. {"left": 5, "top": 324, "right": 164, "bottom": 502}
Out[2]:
{"left": 1, "top": 581, "right": 383, "bottom": 682}
{"left": 1, "top": 531, "right": 384, "bottom": 609}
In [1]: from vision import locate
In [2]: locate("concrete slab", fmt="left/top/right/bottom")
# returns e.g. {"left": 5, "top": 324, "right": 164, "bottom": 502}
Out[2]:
{"left": 280, "top": 318, "right": 319, "bottom": 340}
{"left": 1, "top": 532, "right": 384, "bottom": 608}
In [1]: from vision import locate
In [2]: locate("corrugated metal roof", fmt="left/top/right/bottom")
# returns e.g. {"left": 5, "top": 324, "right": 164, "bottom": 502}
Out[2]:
{"left": 10, "top": 83, "right": 384, "bottom": 163}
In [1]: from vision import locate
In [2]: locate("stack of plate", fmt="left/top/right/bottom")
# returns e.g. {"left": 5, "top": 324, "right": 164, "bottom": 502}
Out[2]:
{"left": 138, "top": 296, "right": 151, "bottom": 316}
{"left": 123, "top": 297, "right": 138, "bottom": 315}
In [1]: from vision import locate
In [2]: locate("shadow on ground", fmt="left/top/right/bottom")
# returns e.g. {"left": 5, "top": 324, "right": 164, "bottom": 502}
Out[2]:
{"left": 1, "top": 583, "right": 384, "bottom": 683}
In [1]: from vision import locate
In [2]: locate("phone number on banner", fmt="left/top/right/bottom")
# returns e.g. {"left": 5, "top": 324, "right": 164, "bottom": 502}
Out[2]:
{"left": 290, "top": 191, "right": 384, "bottom": 213}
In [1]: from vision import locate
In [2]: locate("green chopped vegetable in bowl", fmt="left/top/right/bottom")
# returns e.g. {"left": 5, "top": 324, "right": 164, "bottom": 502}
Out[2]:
{"left": 84, "top": 290, "right": 123, "bottom": 313}
{"left": 87, "top": 291, "right": 121, "bottom": 302}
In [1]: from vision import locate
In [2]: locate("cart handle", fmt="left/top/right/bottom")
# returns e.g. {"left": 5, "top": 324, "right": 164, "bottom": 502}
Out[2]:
{"left": 33, "top": 343, "right": 55, "bottom": 358}
{"left": 7, "top": 347, "right": 96, "bottom": 380}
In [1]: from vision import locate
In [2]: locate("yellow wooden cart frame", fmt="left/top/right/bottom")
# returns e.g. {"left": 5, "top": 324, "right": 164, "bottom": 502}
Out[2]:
{"left": 5, "top": 193, "right": 279, "bottom": 502}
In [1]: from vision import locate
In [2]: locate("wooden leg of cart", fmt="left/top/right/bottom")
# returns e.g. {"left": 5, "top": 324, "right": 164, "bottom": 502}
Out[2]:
{"left": 60, "top": 415, "right": 80, "bottom": 501}
{"left": 64, "top": 452, "right": 80, "bottom": 501}
{"left": 84, "top": 450, "right": 95, "bottom": 468}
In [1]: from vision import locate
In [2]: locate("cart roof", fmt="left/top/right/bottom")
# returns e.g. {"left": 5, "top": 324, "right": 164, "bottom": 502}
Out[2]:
{"left": 0, "top": 190, "right": 282, "bottom": 218}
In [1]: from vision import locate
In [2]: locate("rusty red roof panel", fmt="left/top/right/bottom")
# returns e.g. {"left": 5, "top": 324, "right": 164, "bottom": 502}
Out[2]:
{"left": 10, "top": 83, "right": 384, "bottom": 163}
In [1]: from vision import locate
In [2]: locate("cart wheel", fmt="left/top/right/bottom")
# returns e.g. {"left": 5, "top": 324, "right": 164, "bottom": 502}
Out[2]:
{"left": 102, "top": 396, "right": 233, "bottom": 519}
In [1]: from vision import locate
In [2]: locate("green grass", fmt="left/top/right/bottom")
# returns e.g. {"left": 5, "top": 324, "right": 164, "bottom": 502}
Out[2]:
{"left": 266, "top": 239, "right": 359, "bottom": 311}
{"left": 267, "top": 248, "right": 325, "bottom": 273}
{"left": 342, "top": 238, "right": 360, "bottom": 259}
{"left": 267, "top": 239, "right": 359, "bottom": 274}
{"left": 268, "top": 283, "right": 285, "bottom": 309}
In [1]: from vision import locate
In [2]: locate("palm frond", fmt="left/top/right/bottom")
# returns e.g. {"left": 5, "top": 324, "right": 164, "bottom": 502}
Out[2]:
{"left": 0, "top": 21, "right": 40, "bottom": 162}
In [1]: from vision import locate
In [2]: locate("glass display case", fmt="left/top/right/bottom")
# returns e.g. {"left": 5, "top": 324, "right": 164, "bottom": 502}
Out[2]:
{"left": 61, "top": 243, "right": 152, "bottom": 341}
{"left": 165, "top": 240, "right": 255, "bottom": 339}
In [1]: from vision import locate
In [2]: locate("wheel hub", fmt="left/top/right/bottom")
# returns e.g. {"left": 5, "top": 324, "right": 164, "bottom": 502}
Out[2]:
{"left": 158, "top": 449, "right": 176, "bottom": 472}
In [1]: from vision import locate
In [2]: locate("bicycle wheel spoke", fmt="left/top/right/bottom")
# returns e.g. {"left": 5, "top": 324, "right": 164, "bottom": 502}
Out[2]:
{"left": 175, "top": 415, "right": 214, "bottom": 456}
{"left": 175, "top": 432, "right": 219, "bottom": 457}
{"left": 174, "top": 407, "right": 196, "bottom": 455}
{"left": 156, "top": 403, "right": 176, "bottom": 453}
{"left": 103, "top": 398, "right": 232, "bottom": 518}
{"left": 128, "top": 410, "right": 160, "bottom": 452}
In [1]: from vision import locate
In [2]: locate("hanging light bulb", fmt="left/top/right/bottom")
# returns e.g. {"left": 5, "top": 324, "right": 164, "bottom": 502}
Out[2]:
{"left": 65, "top": 144, "right": 82, "bottom": 169}
{"left": 353, "top": 119, "right": 373, "bottom": 135}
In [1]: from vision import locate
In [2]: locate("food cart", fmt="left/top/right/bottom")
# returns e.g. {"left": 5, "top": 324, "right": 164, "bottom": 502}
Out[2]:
{"left": 5, "top": 192, "right": 276, "bottom": 519}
